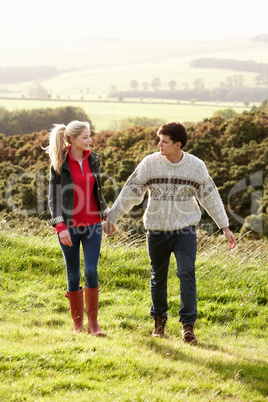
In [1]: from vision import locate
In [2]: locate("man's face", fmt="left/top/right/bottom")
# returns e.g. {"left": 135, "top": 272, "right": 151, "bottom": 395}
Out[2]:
{"left": 158, "top": 134, "right": 181, "bottom": 160}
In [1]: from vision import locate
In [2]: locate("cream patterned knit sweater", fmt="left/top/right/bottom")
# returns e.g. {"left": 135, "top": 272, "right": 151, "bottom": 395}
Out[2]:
{"left": 107, "top": 152, "right": 229, "bottom": 231}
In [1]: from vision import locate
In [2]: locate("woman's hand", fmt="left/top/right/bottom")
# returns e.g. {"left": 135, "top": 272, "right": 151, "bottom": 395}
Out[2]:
{"left": 102, "top": 220, "right": 116, "bottom": 235}
{"left": 59, "top": 230, "right": 73, "bottom": 247}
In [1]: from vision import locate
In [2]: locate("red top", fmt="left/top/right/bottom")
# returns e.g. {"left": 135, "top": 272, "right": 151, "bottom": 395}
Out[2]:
{"left": 55, "top": 149, "right": 101, "bottom": 234}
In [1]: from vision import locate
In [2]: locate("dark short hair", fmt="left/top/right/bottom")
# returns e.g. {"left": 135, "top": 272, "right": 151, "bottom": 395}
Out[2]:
{"left": 157, "top": 122, "right": 188, "bottom": 148}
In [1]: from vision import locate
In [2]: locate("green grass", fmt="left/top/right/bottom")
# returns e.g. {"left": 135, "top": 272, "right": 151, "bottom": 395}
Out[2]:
{"left": 0, "top": 97, "right": 251, "bottom": 132}
{"left": 0, "top": 227, "right": 267, "bottom": 401}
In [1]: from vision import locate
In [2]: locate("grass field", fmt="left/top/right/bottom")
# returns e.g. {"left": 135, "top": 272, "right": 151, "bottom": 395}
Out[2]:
{"left": 0, "top": 97, "right": 250, "bottom": 131}
{"left": 0, "top": 224, "right": 267, "bottom": 401}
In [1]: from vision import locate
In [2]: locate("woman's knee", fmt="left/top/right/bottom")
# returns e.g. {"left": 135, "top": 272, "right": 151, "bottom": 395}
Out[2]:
{"left": 67, "top": 273, "right": 81, "bottom": 292}
{"left": 85, "top": 271, "right": 98, "bottom": 288}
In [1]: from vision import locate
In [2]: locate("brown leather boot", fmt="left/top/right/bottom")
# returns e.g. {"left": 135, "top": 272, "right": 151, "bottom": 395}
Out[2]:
{"left": 152, "top": 317, "right": 166, "bottom": 338}
{"left": 85, "top": 286, "right": 105, "bottom": 336}
{"left": 65, "top": 288, "right": 84, "bottom": 333}
{"left": 182, "top": 323, "right": 197, "bottom": 343}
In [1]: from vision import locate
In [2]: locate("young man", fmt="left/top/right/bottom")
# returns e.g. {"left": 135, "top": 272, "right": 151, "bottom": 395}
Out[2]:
{"left": 103, "top": 122, "right": 236, "bottom": 343}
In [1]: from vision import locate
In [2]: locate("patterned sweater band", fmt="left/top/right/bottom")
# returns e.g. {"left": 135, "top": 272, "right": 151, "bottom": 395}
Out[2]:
{"left": 48, "top": 216, "right": 65, "bottom": 226}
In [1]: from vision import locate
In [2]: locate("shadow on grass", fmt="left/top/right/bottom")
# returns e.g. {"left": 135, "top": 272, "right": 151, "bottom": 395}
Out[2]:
{"left": 143, "top": 336, "right": 268, "bottom": 398}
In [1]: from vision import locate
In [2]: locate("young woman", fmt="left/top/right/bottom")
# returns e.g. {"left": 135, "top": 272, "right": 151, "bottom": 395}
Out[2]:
{"left": 46, "top": 120, "right": 108, "bottom": 335}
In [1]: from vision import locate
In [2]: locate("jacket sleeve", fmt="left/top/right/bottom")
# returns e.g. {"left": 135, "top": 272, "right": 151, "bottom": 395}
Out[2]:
{"left": 100, "top": 194, "right": 110, "bottom": 220}
{"left": 90, "top": 153, "right": 110, "bottom": 220}
{"left": 48, "top": 165, "right": 65, "bottom": 227}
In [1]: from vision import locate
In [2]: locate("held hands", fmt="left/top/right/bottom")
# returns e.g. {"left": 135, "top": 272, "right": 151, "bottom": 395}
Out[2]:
{"left": 222, "top": 227, "right": 236, "bottom": 249}
{"left": 59, "top": 230, "right": 73, "bottom": 247}
{"left": 102, "top": 220, "right": 116, "bottom": 235}
{"left": 59, "top": 222, "right": 116, "bottom": 245}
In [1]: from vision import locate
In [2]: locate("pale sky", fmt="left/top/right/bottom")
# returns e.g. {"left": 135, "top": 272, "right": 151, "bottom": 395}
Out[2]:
{"left": 1, "top": 0, "right": 267, "bottom": 40}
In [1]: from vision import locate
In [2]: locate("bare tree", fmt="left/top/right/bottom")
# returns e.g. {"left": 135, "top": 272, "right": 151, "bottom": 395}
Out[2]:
{"left": 151, "top": 77, "right": 161, "bottom": 91}
{"left": 28, "top": 82, "right": 48, "bottom": 99}
{"left": 169, "top": 80, "right": 177, "bottom": 90}
{"left": 130, "top": 80, "right": 139, "bottom": 90}
{"left": 142, "top": 82, "right": 149, "bottom": 91}
{"left": 193, "top": 79, "right": 205, "bottom": 90}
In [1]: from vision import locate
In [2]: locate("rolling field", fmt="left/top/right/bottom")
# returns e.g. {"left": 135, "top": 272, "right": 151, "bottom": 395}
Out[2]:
{"left": 0, "top": 30, "right": 265, "bottom": 132}
{"left": 0, "top": 97, "right": 250, "bottom": 131}
{"left": 1, "top": 32, "right": 265, "bottom": 95}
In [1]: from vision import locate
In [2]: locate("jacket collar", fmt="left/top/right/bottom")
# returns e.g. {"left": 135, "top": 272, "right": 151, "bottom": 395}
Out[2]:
{"left": 67, "top": 148, "right": 91, "bottom": 162}
{"left": 61, "top": 149, "right": 97, "bottom": 171}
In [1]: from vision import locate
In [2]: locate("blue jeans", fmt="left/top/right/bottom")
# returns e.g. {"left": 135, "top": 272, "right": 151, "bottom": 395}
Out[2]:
{"left": 58, "top": 223, "right": 102, "bottom": 292}
{"left": 147, "top": 226, "right": 197, "bottom": 326}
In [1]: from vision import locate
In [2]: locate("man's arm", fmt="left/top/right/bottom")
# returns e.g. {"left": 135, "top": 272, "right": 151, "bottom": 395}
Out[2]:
{"left": 103, "top": 159, "right": 149, "bottom": 234}
{"left": 195, "top": 162, "right": 236, "bottom": 249}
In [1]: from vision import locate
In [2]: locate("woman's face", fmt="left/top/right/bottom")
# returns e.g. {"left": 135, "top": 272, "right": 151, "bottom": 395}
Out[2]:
{"left": 71, "top": 127, "right": 92, "bottom": 151}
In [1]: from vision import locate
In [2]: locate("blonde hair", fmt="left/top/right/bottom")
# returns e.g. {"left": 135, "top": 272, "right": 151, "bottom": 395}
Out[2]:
{"left": 45, "top": 120, "right": 90, "bottom": 174}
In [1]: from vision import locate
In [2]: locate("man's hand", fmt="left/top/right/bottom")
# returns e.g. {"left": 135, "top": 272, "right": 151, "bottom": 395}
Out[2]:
{"left": 222, "top": 227, "right": 236, "bottom": 249}
{"left": 59, "top": 230, "right": 73, "bottom": 247}
{"left": 102, "top": 220, "right": 116, "bottom": 235}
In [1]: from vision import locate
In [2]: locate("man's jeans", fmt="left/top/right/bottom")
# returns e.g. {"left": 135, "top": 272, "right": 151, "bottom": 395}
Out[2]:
{"left": 59, "top": 223, "right": 102, "bottom": 292}
{"left": 147, "top": 226, "right": 197, "bottom": 326}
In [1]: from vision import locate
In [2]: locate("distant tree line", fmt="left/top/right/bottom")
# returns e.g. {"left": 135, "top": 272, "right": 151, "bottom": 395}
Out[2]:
{"left": 0, "top": 66, "right": 60, "bottom": 84}
{"left": 109, "top": 87, "right": 268, "bottom": 102}
{"left": 190, "top": 58, "right": 268, "bottom": 74}
{"left": 109, "top": 56, "right": 268, "bottom": 102}
{"left": 253, "top": 34, "right": 268, "bottom": 43}
{"left": 0, "top": 106, "right": 93, "bottom": 136}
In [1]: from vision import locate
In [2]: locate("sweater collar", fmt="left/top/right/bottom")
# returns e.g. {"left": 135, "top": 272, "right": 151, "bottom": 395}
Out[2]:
{"left": 159, "top": 151, "right": 186, "bottom": 166}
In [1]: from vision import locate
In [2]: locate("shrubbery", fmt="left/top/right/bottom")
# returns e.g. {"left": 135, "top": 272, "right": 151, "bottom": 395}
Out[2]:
{"left": 0, "top": 108, "right": 267, "bottom": 237}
